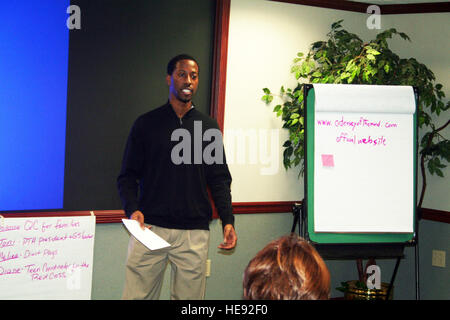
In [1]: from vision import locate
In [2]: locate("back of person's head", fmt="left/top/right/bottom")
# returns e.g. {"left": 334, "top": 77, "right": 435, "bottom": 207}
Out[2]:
{"left": 243, "top": 233, "right": 330, "bottom": 300}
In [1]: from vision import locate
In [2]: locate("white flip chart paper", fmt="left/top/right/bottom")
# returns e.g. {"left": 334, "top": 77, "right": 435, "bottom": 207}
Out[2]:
{"left": 0, "top": 216, "right": 95, "bottom": 299}
{"left": 312, "top": 84, "right": 415, "bottom": 233}
{"left": 122, "top": 219, "right": 170, "bottom": 250}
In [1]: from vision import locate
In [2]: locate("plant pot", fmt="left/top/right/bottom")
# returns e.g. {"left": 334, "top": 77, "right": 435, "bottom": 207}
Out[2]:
{"left": 343, "top": 280, "right": 393, "bottom": 300}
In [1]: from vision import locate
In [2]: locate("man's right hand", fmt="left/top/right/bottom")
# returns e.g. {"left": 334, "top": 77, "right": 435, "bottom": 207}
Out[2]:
{"left": 130, "top": 210, "right": 150, "bottom": 230}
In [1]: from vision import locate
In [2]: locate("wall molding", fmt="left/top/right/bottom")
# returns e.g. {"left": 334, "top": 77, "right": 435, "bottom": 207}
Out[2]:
{"left": 270, "top": 0, "right": 369, "bottom": 13}
{"left": 2, "top": 206, "right": 448, "bottom": 224}
{"left": 232, "top": 201, "right": 298, "bottom": 214}
{"left": 210, "top": 0, "right": 231, "bottom": 131}
{"left": 421, "top": 208, "right": 450, "bottom": 224}
{"left": 0, "top": 210, "right": 126, "bottom": 224}
{"left": 270, "top": 0, "right": 450, "bottom": 14}
{"left": 379, "top": 2, "right": 450, "bottom": 14}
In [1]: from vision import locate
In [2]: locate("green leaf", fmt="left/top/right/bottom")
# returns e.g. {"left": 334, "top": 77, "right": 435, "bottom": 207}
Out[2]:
{"left": 262, "top": 94, "right": 273, "bottom": 104}
{"left": 331, "top": 20, "right": 344, "bottom": 29}
{"left": 348, "top": 69, "right": 358, "bottom": 83}
{"left": 284, "top": 146, "right": 293, "bottom": 157}
{"left": 427, "top": 160, "right": 435, "bottom": 175}
{"left": 311, "top": 41, "right": 324, "bottom": 49}
{"left": 435, "top": 168, "right": 444, "bottom": 177}
{"left": 345, "top": 60, "right": 356, "bottom": 72}
{"left": 398, "top": 32, "right": 411, "bottom": 41}
{"left": 366, "top": 48, "right": 381, "bottom": 55}
{"left": 301, "top": 61, "right": 310, "bottom": 74}
{"left": 291, "top": 65, "right": 300, "bottom": 73}
{"left": 340, "top": 72, "right": 351, "bottom": 79}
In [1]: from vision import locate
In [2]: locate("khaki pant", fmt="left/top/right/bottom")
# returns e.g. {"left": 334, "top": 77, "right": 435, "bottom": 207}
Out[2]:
{"left": 122, "top": 225, "right": 210, "bottom": 300}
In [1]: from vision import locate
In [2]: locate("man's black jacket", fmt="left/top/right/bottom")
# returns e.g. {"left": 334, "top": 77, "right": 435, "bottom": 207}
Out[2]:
{"left": 117, "top": 102, "right": 234, "bottom": 230}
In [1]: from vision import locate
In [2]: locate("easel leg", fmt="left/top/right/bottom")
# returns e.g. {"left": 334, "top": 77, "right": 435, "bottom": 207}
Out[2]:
{"left": 386, "top": 256, "right": 401, "bottom": 300}
{"left": 291, "top": 203, "right": 305, "bottom": 238}
{"left": 291, "top": 205, "right": 299, "bottom": 233}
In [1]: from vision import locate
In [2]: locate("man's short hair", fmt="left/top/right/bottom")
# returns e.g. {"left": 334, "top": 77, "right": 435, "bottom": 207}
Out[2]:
{"left": 167, "top": 54, "right": 199, "bottom": 76}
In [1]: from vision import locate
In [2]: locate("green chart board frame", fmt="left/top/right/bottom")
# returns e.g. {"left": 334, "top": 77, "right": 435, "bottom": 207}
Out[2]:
{"left": 304, "top": 85, "right": 418, "bottom": 244}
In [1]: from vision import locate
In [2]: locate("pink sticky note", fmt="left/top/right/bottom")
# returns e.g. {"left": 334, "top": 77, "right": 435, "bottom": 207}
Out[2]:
{"left": 321, "top": 154, "right": 334, "bottom": 167}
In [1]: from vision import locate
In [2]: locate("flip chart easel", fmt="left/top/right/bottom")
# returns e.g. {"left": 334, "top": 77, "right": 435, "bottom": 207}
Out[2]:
{"left": 299, "top": 84, "right": 419, "bottom": 299}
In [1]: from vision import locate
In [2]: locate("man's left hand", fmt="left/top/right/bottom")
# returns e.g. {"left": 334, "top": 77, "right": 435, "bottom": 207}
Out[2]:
{"left": 218, "top": 224, "right": 237, "bottom": 250}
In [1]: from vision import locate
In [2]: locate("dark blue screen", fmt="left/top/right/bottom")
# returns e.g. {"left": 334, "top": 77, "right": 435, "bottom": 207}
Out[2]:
{"left": 0, "top": 1, "right": 69, "bottom": 211}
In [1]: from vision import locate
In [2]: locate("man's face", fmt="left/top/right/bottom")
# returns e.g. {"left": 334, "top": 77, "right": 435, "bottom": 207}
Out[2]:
{"left": 166, "top": 59, "right": 199, "bottom": 103}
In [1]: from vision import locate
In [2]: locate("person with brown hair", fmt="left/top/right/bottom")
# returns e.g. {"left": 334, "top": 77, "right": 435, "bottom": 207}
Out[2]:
{"left": 243, "top": 233, "right": 330, "bottom": 300}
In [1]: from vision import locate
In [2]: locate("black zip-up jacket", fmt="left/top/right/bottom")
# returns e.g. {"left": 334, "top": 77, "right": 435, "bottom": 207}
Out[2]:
{"left": 117, "top": 102, "right": 234, "bottom": 230}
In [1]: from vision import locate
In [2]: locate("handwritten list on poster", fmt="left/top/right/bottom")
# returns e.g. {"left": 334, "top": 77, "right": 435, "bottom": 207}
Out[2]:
{"left": 0, "top": 216, "right": 95, "bottom": 299}
{"left": 312, "top": 84, "right": 415, "bottom": 233}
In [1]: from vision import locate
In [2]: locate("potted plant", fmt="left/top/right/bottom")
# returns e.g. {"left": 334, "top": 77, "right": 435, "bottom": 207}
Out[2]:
{"left": 336, "top": 258, "right": 393, "bottom": 300}
{"left": 262, "top": 20, "right": 449, "bottom": 299}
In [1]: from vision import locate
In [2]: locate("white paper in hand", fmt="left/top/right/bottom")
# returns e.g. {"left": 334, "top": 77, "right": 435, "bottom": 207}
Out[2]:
{"left": 122, "top": 219, "right": 170, "bottom": 250}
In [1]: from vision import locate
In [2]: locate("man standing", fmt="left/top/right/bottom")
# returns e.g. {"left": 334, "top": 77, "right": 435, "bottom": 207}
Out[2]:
{"left": 117, "top": 54, "right": 237, "bottom": 300}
